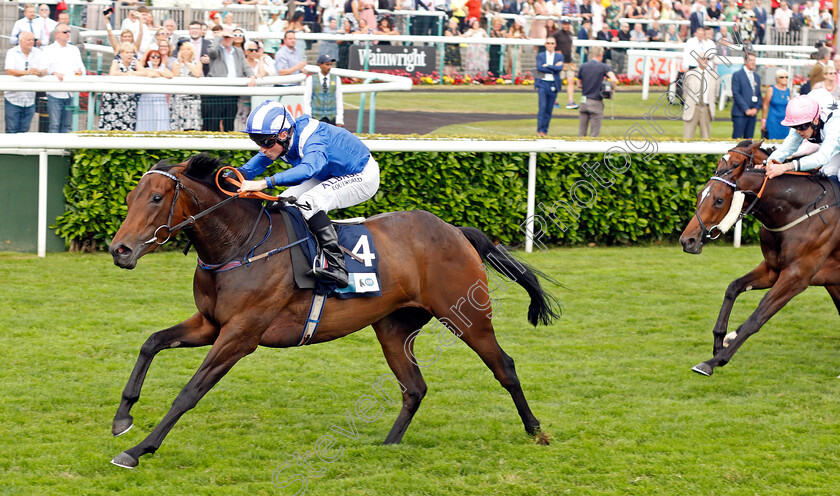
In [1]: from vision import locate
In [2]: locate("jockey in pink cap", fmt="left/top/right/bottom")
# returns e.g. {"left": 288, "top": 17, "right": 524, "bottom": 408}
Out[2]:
{"left": 764, "top": 93, "right": 840, "bottom": 178}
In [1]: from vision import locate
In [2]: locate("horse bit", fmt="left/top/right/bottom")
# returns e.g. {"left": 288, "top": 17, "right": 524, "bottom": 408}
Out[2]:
{"left": 141, "top": 169, "right": 239, "bottom": 246}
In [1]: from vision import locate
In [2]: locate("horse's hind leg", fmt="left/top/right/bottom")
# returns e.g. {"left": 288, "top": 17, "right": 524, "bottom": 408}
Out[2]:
{"left": 112, "top": 312, "right": 219, "bottom": 437}
{"left": 825, "top": 285, "right": 840, "bottom": 315}
{"left": 461, "top": 324, "right": 542, "bottom": 438}
{"left": 713, "top": 262, "right": 777, "bottom": 354}
{"left": 432, "top": 301, "right": 542, "bottom": 438}
{"left": 372, "top": 308, "right": 433, "bottom": 445}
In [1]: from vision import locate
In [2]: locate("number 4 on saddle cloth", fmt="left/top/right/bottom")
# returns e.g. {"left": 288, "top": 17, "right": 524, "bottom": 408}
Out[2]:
{"left": 279, "top": 206, "right": 381, "bottom": 298}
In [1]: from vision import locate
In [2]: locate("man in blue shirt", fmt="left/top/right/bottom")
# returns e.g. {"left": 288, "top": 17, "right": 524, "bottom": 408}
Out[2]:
{"left": 236, "top": 100, "right": 380, "bottom": 287}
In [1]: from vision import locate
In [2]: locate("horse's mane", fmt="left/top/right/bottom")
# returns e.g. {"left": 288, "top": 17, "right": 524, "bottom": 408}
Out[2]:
{"left": 151, "top": 153, "right": 238, "bottom": 194}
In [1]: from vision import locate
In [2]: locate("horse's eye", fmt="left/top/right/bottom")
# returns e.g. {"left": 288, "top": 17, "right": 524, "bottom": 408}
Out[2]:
{"left": 152, "top": 193, "right": 163, "bottom": 203}
{"left": 714, "top": 197, "right": 725, "bottom": 207}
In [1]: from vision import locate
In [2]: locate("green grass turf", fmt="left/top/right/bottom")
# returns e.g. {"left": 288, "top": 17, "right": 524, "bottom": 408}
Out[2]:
{"left": 3, "top": 245, "right": 840, "bottom": 495}
{"left": 346, "top": 87, "right": 663, "bottom": 116}
{"left": 430, "top": 117, "right": 740, "bottom": 139}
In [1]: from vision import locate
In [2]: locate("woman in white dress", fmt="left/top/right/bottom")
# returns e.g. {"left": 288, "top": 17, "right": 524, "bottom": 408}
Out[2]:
{"left": 464, "top": 17, "right": 489, "bottom": 76}
{"left": 136, "top": 50, "right": 174, "bottom": 131}
{"left": 170, "top": 43, "right": 203, "bottom": 131}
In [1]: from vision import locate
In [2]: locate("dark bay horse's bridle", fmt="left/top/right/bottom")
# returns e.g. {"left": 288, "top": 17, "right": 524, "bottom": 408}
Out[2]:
{"left": 141, "top": 168, "right": 310, "bottom": 271}
{"left": 142, "top": 169, "right": 241, "bottom": 246}
{"left": 692, "top": 148, "right": 761, "bottom": 241}
{"left": 693, "top": 148, "right": 836, "bottom": 240}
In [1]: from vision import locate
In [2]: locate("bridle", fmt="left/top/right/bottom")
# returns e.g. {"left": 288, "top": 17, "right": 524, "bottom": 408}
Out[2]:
{"left": 142, "top": 169, "right": 241, "bottom": 246}
{"left": 141, "top": 167, "right": 309, "bottom": 270}
{"left": 692, "top": 148, "right": 762, "bottom": 241}
{"left": 693, "top": 147, "right": 834, "bottom": 240}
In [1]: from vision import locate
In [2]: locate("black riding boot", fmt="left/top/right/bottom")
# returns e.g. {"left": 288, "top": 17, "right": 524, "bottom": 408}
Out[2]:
{"left": 306, "top": 210, "right": 349, "bottom": 288}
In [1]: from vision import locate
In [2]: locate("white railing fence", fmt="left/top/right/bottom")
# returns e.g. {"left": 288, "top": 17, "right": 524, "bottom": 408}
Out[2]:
{"left": 0, "top": 136, "right": 735, "bottom": 257}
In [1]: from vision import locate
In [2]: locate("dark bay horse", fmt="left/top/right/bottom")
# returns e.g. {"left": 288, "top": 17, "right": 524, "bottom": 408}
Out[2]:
{"left": 107, "top": 154, "right": 560, "bottom": 468}
{"left": 680, "top": 140, "right": 840, "bottom": 376}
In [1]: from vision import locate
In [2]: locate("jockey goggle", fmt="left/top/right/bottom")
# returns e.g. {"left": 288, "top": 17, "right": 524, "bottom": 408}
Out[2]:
{"left": 792, "top": 121, "right": 813, "bottom": 132}
{"left": 253, "top": 130, "right": 289, "bottom": 149}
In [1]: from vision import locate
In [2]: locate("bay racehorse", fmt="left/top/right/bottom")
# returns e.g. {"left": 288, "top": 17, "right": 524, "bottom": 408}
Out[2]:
{"left": 107, "top": 154, "right": 560, "bottom": 468}
{"left": 680, "top": 139, "right": 840, "bottom": 376}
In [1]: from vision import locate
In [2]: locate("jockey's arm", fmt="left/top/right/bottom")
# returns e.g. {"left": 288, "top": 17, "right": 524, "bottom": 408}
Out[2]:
{"left": 237, "top": 152, "right": 274, "bottom": 180}
{"left": 270, "top": 147, "right": 328, "bottom": 187}
{"left": 797, "top": 118, "right": 840, "bottom": 172}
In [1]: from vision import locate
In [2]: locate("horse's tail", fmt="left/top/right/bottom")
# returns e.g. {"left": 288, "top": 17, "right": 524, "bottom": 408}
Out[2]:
{"left": 458, "top": 226, "right": 561, "bottom": 327}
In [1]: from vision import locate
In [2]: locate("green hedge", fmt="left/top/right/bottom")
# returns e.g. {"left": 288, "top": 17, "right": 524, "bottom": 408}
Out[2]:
{"left": 54, "top": 148, "right": 760, "bottom": 249}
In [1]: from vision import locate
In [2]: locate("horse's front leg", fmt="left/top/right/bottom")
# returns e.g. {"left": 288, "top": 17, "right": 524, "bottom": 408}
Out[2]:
{"left": 111, "top": 324, "right": 260, "bottom": 469}
{"left": 112, "top": 312, "right": 219, "bottom": 437}
{"left": 693, "top": 265, "right": 813, "bottom": 377}
{"left": 711, "top": 262, "right": 778, "bottom": 356}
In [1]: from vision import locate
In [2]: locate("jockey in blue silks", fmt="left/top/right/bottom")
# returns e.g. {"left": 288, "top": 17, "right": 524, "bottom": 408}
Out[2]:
{"left": 236, "top": 100, "right": 380, "bottom": 288}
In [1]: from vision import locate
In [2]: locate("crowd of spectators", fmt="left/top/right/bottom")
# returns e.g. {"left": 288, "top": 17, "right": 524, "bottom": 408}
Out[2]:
{"left": 3, "top": 0, "right": 838, "bottom": 134}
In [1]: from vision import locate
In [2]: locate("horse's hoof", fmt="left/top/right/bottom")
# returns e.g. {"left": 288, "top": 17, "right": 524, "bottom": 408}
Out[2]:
{"left": 692, "top": 363, "right": 714, "bottom": 376}
{"left": 112, "top": 417, "right": 133, "bottom": 437}
{"left": 534, "top": 432, "right": 550, "bottom": 445}
{"left": 723, "top": 331, "right": 737, "bottom": 347}
{"left": 110, "top": 452, "right": 138, "bottom": 469}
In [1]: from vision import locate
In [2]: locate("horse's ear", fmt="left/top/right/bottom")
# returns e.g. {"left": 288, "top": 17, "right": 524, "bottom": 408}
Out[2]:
{"left": 752, "top": 139, "right": 765, "bottom": 150}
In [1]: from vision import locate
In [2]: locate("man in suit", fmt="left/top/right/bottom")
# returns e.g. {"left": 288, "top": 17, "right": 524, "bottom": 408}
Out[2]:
{"left": 731, "top": 52, "right": 762, "bottom": 139}
{"left": 535, "top": 37, "right": 564, "bottom": 136}
{"left": 175, "top": 20, "right": 212, "bottom": 129}
{"left": 689, "top": 0, "right": 707, "bottom": 34}
{"left": 204, "top": 29, "right": 256, "bottom": 132}
{"left": 682, "top": 54, "right": 717, "bottom": 139}
{"left": 753, "top": 1, "right": 768, "bottom": 44}
{"left": 595, "top": 24, "right": 615, "bottom": 64}
{"left": 174, "top": 21, "right": 211, "bottom": 77}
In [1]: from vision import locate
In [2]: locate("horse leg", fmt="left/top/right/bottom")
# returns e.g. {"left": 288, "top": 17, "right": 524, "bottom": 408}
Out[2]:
{"left": 113, "top": 312, "right": 219, "bottom": 436}
{"left": 693, "top": 266, "right": 813, "bottom": 377}
{"left": 372, "top": 308, "right": 432, "bottom": 445}
{"left": 432, "top": 302, "right": 542, "bottom": 438}
{"left": 460, "top": 327, "right": 542, "bottom": 438}
{"left": 825, "top": 285, "right": 840, "bottom": 315}
{"left": 712, "top": 262, "right": 778, "bottom": 355}
{"left": 111, "top": 327, "right": 259, "bottom": 469}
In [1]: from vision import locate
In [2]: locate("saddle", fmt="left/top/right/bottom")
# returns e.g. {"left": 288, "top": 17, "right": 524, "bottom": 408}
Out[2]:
{"left": 276, "top": 206, "right": 382, "bottom": 298}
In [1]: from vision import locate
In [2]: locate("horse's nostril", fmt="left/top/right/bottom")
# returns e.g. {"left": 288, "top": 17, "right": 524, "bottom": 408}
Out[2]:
{"left": 111, "top": 244, "right": 132, "bottom": 257}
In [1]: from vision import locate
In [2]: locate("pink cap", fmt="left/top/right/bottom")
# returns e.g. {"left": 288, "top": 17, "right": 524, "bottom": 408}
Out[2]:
{"left": 781, "top": 94, "right": 820, "bottom": 127}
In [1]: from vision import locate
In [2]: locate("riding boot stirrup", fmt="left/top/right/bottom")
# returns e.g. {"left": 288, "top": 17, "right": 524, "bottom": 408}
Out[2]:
{"left": 306, "top": 211, "right": 349, "bottom": 289}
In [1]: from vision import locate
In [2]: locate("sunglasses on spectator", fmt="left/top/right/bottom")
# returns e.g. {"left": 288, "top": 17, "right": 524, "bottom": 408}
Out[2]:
{"left": 246, "top": 48, "right": 258, "bottom": 52}
{"left": 150, "top": 55, "right": 161, "bottom": 59}
{"left": 59, "top": 30, "right": 70, "bottom": 34}
{"left": 792, "top": 122, "right": 812, "bottom": 131}
{"left": 777, "top": 75, "right": 789, "bottom": 78}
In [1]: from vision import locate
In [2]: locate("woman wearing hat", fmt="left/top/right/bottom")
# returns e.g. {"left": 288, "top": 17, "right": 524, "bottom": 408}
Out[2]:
{"left": 464, "top": 17, "right": 489, "bottom": 76}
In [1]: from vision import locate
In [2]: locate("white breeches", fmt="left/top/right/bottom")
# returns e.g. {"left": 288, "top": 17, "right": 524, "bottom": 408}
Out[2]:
{"left": 283, "top": 156, "right": 380, "bottom": 219}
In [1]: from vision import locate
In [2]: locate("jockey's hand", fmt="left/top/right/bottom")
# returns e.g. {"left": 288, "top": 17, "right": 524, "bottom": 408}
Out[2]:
{"left": 766, "top": 160, "right": 795, "bottom": 179}
{"left": 754, "top": 158, "right": 778, "bottom": 170}
{"left": 238, "top": 179, "right": 268, "bottom": 192}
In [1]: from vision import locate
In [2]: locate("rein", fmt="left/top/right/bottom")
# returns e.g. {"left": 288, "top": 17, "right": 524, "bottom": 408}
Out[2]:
{"left": 142, "top": 167, "right": 310, "bottom": 272}
{"left": 695, "top": 157, "right": 836, "bottom": 239}
{"left": 142, "top": 170, "right": 242, "bottom": 246}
